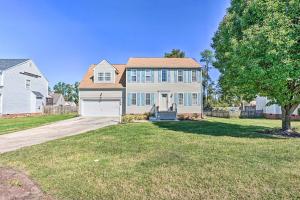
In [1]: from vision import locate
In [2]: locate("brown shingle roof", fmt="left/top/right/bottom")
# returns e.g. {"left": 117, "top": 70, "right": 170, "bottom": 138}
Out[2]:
{"left": 127, "top": 57, "right": 200, "bottom": 68}
{"left": 79, "top": 64, "right": 126, "bottom": 89}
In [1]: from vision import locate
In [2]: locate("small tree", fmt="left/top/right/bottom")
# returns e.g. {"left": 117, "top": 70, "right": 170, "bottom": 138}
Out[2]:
{"left": 164, "top": 49, "right": 185, "bottom": 58}
{"left": 212, "top": 0, "right": 300, "bottom": 132}
{"left": 200, "top": 49, "right": 214, "bottom": 109}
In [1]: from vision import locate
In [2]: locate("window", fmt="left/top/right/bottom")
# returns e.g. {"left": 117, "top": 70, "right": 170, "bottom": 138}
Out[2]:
{"left": 192, "top": 70, "right": 197, "bottom": 82}
{"left": 132, "top": 93, "right": 137, "bottom": 105}
{"left": 145, "top": 93, "right": 151, "bottom": 105}
{"left": 145, "top": 70, "right": 151, "bottom": 82}
{"left": 178, "top": 70, "right": 183, "bottom": 82}
{"left": 192, "top": 93, "right": 198, "bottom": 105}
{"left": 105, "top": 72, "right": 111, "bottom": 81}
{"left": 98, "top": 73, "right": 104, "bottom": 81}
{"left": 162, "top": 69, "right": 167, "bottom": 82}
{"left": 132, "top": 70, "right": 137, "bottom": 82}
{"left": 178, "top": 93, "right": 184, "bottom": 105}
{"left": 25, "top": 79, "right": 31, "bottom": 89}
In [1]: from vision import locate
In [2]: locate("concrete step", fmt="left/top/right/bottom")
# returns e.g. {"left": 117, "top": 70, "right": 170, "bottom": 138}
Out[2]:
{"left": 157, "top": 111, "right": 177, "bottom": 120}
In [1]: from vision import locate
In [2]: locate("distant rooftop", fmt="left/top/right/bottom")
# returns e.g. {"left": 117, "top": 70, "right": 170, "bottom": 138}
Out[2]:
{"left": 0, "top": 59, "right": 29, "bottom": 71}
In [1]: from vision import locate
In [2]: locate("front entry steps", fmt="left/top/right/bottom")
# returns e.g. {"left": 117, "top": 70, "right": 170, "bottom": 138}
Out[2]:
{"left": 150, "top": 111, "right": 178, "bottom": 121}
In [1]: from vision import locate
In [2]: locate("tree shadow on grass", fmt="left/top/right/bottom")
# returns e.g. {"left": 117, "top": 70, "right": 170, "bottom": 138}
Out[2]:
{"left": 153, "top": 120, "right": 281, "bottom": 139}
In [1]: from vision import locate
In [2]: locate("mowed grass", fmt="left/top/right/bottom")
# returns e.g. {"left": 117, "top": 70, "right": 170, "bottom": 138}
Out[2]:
{"left": 1, "top": 117, "right": 300, "bottom": 199}
{"left": 0, "top": 114, "right": 77, "bottom": 134}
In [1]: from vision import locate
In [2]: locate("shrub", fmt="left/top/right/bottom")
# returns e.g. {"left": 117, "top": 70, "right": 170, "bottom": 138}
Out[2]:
{"left": 122, "top": 113, "right": 149, "bottom": 123}
{"left": 177, "top": 113, "right": 201, "bottom": 120}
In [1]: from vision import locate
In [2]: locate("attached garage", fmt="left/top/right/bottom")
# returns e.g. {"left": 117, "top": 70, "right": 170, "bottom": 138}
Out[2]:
{"left": 81, "top": 99, "right": 121, "bottom": 117}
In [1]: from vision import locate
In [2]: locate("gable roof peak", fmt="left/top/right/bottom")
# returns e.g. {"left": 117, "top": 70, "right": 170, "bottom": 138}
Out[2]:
{"left": 0, "top": 59, "right": 30, "bottom": 71}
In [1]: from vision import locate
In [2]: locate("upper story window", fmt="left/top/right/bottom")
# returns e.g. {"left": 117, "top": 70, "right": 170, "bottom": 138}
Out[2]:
{"left": 162, "top": 69, "right": 167, "bottom": 82}
{"left": 178, "top": 70, "right": 183, "bottom": 82}
{"left": 98, "top": 73, "right": 104, "bottom": 81}
{"left": 192, "top": 93, "right": 198, "bottom": 105}
{"left": 132, "top": 70, "right": 137, "bottom": 82}
{"left": 178, "top": 93, "right": 184, "bottom": 105}
{"left": 98, "top": 72, "right": 112, "bottom": 82}
{"left": 145, "top": 70, "right": 151, "bottom": 82}
{"left": 192, "top": 70, "right": 197, "bottom": 82}
{"left": 145, "top": 93, "right": 151, "bottom": 105}
{"left": 25, "top": 79, "right": 31, "bottom": 89}
{"left": 131, "top": 93, "right": 137, "bottom": 105}
{"left": 105, "top": 72, "right": 111, "bottom": 81}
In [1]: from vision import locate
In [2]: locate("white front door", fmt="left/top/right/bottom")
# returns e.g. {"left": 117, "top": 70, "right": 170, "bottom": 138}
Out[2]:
{"left": 160, "top": 93, "right": 168, "bottom": 111}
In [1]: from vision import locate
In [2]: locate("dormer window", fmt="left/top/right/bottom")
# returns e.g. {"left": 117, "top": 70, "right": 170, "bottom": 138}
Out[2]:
{"left": 105, "top": 72, "right": 111, "bottom": 81}
{"left": 98, "top": 73, "right": 104, "bottom": 81}
{"left": 97, "top": 72, "right": 112, "bottom": 82}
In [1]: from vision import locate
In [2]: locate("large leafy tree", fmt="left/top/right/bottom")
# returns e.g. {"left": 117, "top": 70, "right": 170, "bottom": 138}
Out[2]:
{"left": 212, "top": 0, "right": 300, "bottom": 131}
{"left": 53, "top": 82, "right": 79, "bottom": 104}
{"left": 164, "top": 49, "right": 185, "bottom": 58}
{"left": 200, "top": 49, "right": 214, "bottom": 108}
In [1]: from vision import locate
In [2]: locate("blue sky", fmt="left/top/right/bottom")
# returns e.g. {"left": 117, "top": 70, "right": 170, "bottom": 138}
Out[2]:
{"left": 0, "top": 0, "right": 230, "bottom": 87}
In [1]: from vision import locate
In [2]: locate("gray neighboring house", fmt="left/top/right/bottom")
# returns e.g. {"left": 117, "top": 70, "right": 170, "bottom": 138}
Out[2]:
{"left": 47, "top": 93, "right": 65, "bottom": 106}
{"left": 0, "top": 59, "right": 48, "bottom": 115}
{"left": 79, "top": 58, "right": 202, "bottom": 119}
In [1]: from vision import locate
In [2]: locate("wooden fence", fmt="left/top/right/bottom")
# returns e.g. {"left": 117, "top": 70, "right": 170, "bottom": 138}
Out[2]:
{"left": 204, "top": 110, "right": 240, "bottom": 118}
{"left": 204, "top": 109, "right": 264, "bottom": 118}
{"left": 44, "top": 105, "right": 78, "bottom": 115}
{"left": 240, "top": 110, "right": 263, "bottom": 118}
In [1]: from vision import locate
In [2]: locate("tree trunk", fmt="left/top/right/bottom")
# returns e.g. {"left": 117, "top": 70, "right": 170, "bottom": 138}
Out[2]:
{"left": 281, "top": 107, "right": 291, "bottom": 131}
{"left": 281, "top": 104, "right": 298, "bottom": 132}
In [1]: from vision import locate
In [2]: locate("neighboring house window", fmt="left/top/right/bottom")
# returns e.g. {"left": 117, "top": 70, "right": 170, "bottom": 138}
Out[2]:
{"left": 178, "top": 93, "right": 184, "bottom": 105}
{"left": 145, "top": 70, "right": 151, "bottom": 82}
{"left": 162, "top": 69, "right": 167, "bottom": 82}
{"left": 145, "top": 93, "right": 151, "bottom": 105}
{"left": 98, "top": 73, "right": 104, "bottom": 81}
{"left": 132, "top": 93, "right": 137, "bottom": 105}
{"left": 105, "top": 72, "right": 111, "bottom": 81}
{"left": 192, "top": 93, "right": 198, "bottom": 105}
{"left": 25, "top": 79, "right": 31, "bottom": 89}
{"left": 132, "top": 70, "right": 137, "bottom": 82}
{"left": 192, "top": 70, "right": 197, "bottom": 82}
{"left": 178, "top": 70, "right": 183, "bottom": 82}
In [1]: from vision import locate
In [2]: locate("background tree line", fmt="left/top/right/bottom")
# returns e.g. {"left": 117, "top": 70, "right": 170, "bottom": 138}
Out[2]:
{"left": 50, "top": 82, "right": 79, "bottom": 104}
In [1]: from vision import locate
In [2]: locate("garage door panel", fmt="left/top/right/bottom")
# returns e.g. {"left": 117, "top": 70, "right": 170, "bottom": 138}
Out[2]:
{"left": 82, "top": 100, "right": 120, "bottom": 117}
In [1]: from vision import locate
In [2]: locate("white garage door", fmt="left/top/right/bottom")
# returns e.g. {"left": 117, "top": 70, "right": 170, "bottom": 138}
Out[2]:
{"left": 81, "top": 100, "right": 120, "bottom": 117}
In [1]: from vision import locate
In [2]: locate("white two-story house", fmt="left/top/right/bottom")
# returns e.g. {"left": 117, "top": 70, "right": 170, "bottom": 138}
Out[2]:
{"left": 79, "top": 58, "right": 202, "bottom": 119}
{"left": 0, "top": 59, "right": 48, "bottom": 115}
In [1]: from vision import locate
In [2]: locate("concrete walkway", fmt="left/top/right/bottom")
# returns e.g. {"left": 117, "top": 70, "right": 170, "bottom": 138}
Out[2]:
{"left": 0, "top": 117, "right": 119, "bottom": 154}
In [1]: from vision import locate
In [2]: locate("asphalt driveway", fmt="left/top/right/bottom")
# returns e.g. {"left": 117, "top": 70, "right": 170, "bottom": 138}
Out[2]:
{"left": 0, "top": 117, "right": 119, "bottom": 153}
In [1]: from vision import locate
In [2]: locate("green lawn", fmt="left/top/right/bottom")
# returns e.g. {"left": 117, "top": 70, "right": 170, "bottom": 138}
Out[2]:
{"left": 0, "top": 114, "right": 77, "bottom": 135}
{"left": 1, "top": 117, "right": 300, "bottom": 199}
